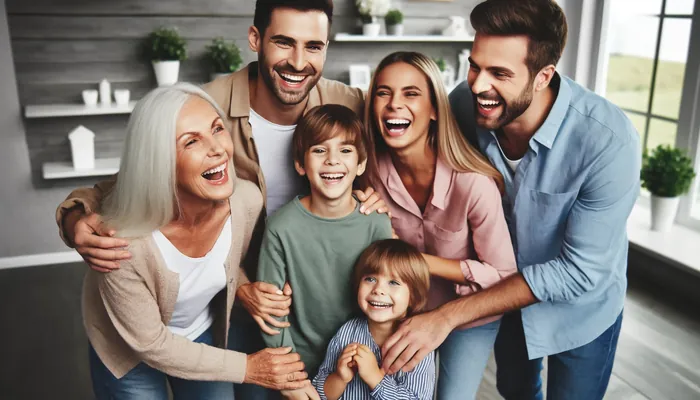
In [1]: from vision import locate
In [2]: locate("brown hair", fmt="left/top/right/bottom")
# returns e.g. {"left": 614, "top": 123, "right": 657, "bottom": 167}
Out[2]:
{"left": 363, "top": 51, "right": 504, "bottom": 193}
{"left": 470, "top": 0, "right": 568, "bottom": 78}
{"left": 254, "top": 0, "right": 333, "bottom": 38}
{"left": 293, "top": 104, "right": 368, "bottom": 167}
{"left": 353, "top": 239, "right": 431, "bottom": 315}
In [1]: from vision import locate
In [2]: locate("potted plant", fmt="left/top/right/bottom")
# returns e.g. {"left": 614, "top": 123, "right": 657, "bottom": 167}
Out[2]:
{"left": 146, "top": 27, "right": 187, "bottom": 87}
{"left": 357, "top": 0, "right": 390, "bottom": 36}
{"left": 385, "top": 9, "right": 404, "bottom": 36}
{"left": 640, "top": 144, "right": 696, "bottom": 232}
{"left": 205, "top": 37, "right": 243, "bottom": 81}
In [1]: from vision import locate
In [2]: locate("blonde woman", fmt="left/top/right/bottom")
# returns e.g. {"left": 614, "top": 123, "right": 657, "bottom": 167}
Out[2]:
{"left": 83, "top": 83, "right": 307, "bottom": 399}
{"left": 363, "top": 52, "right": 517, "bottom": 400}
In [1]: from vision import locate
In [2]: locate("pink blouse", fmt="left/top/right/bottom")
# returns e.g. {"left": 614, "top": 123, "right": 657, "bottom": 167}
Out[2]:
{"left": 376, "top": 154, "right": 517, "bottom": 329}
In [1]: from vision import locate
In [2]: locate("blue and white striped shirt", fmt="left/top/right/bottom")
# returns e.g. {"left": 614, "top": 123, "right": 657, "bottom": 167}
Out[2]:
{"left": 312, "top": 318, "right": 435, "bottom": 400}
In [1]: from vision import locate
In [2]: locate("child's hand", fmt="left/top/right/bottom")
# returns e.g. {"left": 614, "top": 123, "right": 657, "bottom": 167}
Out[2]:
{"left": 352, "top": 344, "right": 385, "bottom": 389}
{"left": 335, "top": 343, "right": 358, "bottom": 383}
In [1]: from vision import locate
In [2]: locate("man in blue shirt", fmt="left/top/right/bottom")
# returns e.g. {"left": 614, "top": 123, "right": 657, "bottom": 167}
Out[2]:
{"left": 380, "top": 1, "right": 641, "bottom": 399}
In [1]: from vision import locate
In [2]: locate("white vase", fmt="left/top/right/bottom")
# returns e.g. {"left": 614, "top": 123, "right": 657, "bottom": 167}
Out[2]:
{"left": 152, "top": 60, "right": 180, "bottom": 87}
{"left": 650, "top": 195, "right": 680, "bottom": 232}
{"left": 387, "top": 24, "right": 403, "bottom": 36}
{"left": 363, "top": 22, "right": 381, "bottom": 36}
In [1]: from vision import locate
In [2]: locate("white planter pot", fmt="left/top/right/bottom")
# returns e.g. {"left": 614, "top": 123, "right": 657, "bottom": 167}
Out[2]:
{"left": 387, "top": 24, "right": 404, "bottom": 36}
{"left": 152, "top": 60, "right": 180, "bottom": 87}
{"left": 363, "top": 23, "right": 381, "bottom": 36}
{"left": 650, "top": 195, "right": 680, "bottom": 232}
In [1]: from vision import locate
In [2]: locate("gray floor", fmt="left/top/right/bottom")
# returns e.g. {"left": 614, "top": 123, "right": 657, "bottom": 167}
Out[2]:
{"left": 1, "top": 261, "right": 699, "bottom": 399}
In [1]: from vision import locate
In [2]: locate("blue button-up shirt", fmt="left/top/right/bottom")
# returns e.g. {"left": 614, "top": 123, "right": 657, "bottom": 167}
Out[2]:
{"left": 450, "top": 74, "right": 641, "bottom": 358}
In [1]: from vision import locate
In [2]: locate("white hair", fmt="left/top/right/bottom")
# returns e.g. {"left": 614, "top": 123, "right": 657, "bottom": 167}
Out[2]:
{"left": 102, "top": 83, "right": 230, "bottom": 238}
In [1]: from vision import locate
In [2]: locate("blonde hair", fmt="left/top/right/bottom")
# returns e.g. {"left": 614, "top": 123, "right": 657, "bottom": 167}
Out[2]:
{"left": 101, "top": 83, "right": 230, "bottom": 238}
{"left": 353, "top": 239, "right": 430, "bottom": 315}
{"left": 363, "top": 51, "right": 504, "bottom": 192}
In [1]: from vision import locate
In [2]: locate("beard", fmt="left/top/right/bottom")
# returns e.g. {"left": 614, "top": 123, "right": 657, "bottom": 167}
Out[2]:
{"left": 474, "top": 82, "right": 534, "bottom": 131}
{"left": 258, "top": 48, "right": 322, "bottom": 106}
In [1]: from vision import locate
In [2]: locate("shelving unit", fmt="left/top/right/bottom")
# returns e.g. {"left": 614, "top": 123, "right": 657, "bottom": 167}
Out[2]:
{"left": 333, "top": 33, "right": 474, "bottom": 42}
{"left": 42, "top": 157, "right": 120, "bottom": 180}
{"left": 24, "top": 101, "right": 136, "bottom": 119}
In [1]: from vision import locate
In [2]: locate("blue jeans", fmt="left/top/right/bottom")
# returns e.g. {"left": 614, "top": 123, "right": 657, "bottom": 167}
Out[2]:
{"left": 437, "top": 319, "right": 501, "bottom": 400}
{"left": 89, "top": 328, "right": 234, "bottom": 400}
{"left": 495, "top": 310, "right": 623, "bottom": 400}
{"left": 228, "top": 306, "right": 275, "bottom": 399}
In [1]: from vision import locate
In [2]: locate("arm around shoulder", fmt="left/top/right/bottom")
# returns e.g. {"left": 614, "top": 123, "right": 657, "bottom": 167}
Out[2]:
{"left": 56, "top": 176, "right": 116, "bottom": 247}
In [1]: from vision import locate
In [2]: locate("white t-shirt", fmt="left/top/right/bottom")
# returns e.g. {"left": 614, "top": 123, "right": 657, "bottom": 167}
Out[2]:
{"left": 152, "top": 218, "right": 231, "bottom": 340}
{"left": 248, "top": 108, "right": 306, "bottom": 215}
{"left": 491, "top": 131, "right": 522, "bottom": 173}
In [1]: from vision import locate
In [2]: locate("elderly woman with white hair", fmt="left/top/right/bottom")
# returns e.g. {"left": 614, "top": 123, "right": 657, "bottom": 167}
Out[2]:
{"left": 82, "top": 83, "right": 308, "bottom": 399}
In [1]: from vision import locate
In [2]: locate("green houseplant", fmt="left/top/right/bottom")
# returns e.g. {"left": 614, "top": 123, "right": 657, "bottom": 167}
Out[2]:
{"left": 206, "top": 38, "right": 243, "bottom": 80}
{"left": 641, "top": 144, "right": 696, "bottom": 231}
{"left": 385, "top": 9, "right": 404, "bottom": 35}
{"left": 146, "top": 27, "right": 187, "bottom": 86}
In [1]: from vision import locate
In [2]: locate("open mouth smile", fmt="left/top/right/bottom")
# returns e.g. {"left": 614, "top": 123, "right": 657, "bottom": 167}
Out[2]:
{"left": 367, "top": 300, "right": 393, "bottom": 309}
{"left": 319, "top": 172, "right": 346, "bottom": 185}
{"left": 278, "top": 71, "right": 308, "bottom": 86}
{"left": 201, "top": 162, "right": 228, "bottom": 183}
{"left": 383, "top": 118, "right": 411, "bottom": 137}
{"left": 476, "top": 97, "right": 503, "bottom": 116}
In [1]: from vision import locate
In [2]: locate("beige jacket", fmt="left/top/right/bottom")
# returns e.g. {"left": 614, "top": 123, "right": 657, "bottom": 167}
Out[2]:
{"left": 55, "top": 62, "right": 365, "bottom": 248}
{"left": 83, "top": 179, "right": 263, "bottom": 381}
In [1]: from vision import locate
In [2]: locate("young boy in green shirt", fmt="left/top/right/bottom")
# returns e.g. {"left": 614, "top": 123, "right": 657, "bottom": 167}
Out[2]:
{"left": 257, "top": 104, "right": 393, "bottom": 398}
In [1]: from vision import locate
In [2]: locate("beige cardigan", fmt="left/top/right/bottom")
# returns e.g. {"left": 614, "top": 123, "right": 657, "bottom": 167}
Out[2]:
{"left": 82, "top": 179, "right": 263, "bottom": 382}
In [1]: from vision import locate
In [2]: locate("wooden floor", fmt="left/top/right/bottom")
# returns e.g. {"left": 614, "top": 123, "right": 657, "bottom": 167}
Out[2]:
{"left": 476, "top": 275, "right": 700, "bottom": 400}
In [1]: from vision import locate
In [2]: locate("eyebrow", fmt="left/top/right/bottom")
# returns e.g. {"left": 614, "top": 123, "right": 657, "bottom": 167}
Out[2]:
{"left": 375, "top": 84, "right": 423, "bottom": 92}
{"left": 468, "top": 57, "right": 515, "bottom": 76}
{"left": 269, "top": 34, "right": 326, "bottom": 48}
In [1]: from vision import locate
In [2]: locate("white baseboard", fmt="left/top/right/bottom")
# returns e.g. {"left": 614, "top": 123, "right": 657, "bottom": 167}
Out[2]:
{"left": 0, "top": 251, "right": 82, "bottom": 270}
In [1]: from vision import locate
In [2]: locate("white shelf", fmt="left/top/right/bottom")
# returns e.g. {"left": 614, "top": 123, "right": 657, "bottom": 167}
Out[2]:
{"left": 24, "top": 101, "right": 137, "bottom": 118}
{"left": 333, "top": 33, "right": 474, "bottom": 42}
{"left": 42, "top": 157, "right": 120, "bottom": 180}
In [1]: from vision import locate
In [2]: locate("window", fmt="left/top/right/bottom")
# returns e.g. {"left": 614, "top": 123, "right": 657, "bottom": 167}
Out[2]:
{"left": 599, "top": 0, "right": 700, "bottom": 230}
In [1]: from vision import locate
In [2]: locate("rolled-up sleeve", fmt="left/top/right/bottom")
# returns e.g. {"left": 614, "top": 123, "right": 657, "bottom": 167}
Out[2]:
{"left": 458, "top": 175, "right": 517, "bottom": 293}
{"left": 522, "top": 137, "right": 641, "bottom": 303}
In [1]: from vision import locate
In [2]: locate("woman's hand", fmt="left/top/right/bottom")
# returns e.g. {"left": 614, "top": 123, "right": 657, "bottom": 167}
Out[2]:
{"left": 352, "top": 344, "right": 384, "bottom": 389}
{"left": 354, "top": 187, "right": 390, "bottom": 216}
{"left": 68, "top": 211, "right": 131, "bottom": 272}
{"left": 236, "top": 281, "right": 292, "bottom": 335}
{"left": 244, "top": 347, "right": 308, "bottom": 390}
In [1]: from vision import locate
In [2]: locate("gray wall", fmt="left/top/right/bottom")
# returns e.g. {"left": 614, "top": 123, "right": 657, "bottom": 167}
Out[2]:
{"left": 2, "top": 0, "right": 481, "bottom": 258}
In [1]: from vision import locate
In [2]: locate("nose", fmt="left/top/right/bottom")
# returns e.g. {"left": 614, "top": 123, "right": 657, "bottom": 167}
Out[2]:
{"left": 205, "top": 135, "right": 225, "bottom": 157}
{"left": 470, "top": 70, "right": 492, "bottom": 96}
{"left": 288, "top": 46, "right": 306, "bottom": 72}
{"left": 388, "top": 93, "right": 404, "bottom": 111}
{"left": 324, "top": 150, "right": 340, "bottom": 165}
{"left": 371, "top": 283, "right": 386, "bottom": 296}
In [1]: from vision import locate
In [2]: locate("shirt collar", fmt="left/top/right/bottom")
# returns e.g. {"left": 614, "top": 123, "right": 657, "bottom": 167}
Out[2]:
{"left": 378, "top": 153, "right": 452, "bottom": 212}
{"left": 430, "top": 157, "right": 452, "bottom": 210}
{"left": 228, "top": 61, "right": 323, "bottom": 119}
{"left": 530, "top": 73, "right": 570, "bottom": 149}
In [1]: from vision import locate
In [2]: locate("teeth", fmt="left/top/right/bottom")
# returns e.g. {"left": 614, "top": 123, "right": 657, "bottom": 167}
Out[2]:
{"left": 386, "top": 118, "right": 410, "bottom": 124}
{"left": 202, "top": 163, "right": 226, "bottom": 176}
{"left": 320, "top": 173, "right": 345, "bottom": 179}
{"left": 369, "top": 301, "right": 392, "bottom": 307}
{"left": 280, "top": 73, "right": 305, "bottom": 82}
{"left": 478, "top": 99, "right": 500, "bottom": 106}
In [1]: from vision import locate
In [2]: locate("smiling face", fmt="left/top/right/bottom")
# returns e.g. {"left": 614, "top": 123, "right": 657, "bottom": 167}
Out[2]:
{"left": 250, "top": 8, "right": 328, "bottom": 105}
{"left": 357, "top": 270, "right": 411, "bottom": 324}
{"left": 294, "top": 134, "right": 366, "bottom": 203}
{"left": 372, "top": 62, "right": 437, "bottom": 153}
{"left": 175, "top": 96, "right": 234, "bottom": 203}
{"left": 467, "top": 34, "right": 537, "bottom": 131}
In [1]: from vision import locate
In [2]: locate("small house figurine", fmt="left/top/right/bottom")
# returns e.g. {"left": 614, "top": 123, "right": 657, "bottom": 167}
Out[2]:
{"left": 68, "top": 125, "right": 96, "bottom": 170}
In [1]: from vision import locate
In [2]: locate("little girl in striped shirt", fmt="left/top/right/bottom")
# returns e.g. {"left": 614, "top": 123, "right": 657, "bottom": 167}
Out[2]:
{"left": 313, "top": 239, "right": 436, "bottom": 400}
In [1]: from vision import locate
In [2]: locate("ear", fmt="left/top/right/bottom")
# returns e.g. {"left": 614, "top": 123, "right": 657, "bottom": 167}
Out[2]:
{"left": 535, "top": 65, "right": 556, "bottom": 92}
{"left": 294, "top": 160, "right": 306, "bottom": 177}
{"left": 430, "top": 105, "right": 437, "bottom": 122}
{"left": 248, "top": 26, "right": 261, "bottom": 53}
{"left": 356, "top": 159, "right": 367, "bottom": 176}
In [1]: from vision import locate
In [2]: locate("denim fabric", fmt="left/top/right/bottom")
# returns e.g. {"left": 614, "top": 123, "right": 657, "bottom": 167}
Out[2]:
{"left": 436, "top": 319, "right": 501, "bottom": 400}
{"left": 228, "top": 306, "right": 275, "bottom": 399}
{"left": 89, "top": 328, "right": 234, "bottom": 400}
{"left": 495, "top": 310, "right": 623, "bottom": 400}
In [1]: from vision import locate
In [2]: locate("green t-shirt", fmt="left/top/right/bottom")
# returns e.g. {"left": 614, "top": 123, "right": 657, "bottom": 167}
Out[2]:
{"left": 257, "top": 196, "right": 393, "bottom": 375}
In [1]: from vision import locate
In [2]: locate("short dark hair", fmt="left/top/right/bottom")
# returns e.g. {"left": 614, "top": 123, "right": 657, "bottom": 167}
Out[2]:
{"left": 292, "top": 104, "right": 368, "bottom": 167}
{"left": 470, "top": 0, "right": 568, "bottom": 77}
{"left": 254, "top": 0, "right": 334, "bottom": 37}
{"left": 353, "top": 239, "right": 431, "bottom": 315}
